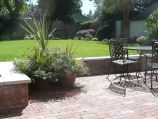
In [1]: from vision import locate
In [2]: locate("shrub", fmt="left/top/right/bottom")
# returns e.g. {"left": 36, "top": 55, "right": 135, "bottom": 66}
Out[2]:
{"left": 92, "top": 38, "right": 99, "bottom": 41}
{"left": 146, "top": 9, "right": 158, "bottom": 40}
{"left": 77, "top": 21, "right": 91, "bottom": 30}
{"left": 95, "top": 23, "right": 114, "bottom": 40}
{"left": 128, "top": 36, "right": 138, "bottom": 43}
{"left": 136, "top": 36, "right": 150, "bottom": 45}
{"left": 75, "top": 29, "right": 95, "bottom": 40}
{"left": 136, "top": 36, "right": 147, "bottom": 42}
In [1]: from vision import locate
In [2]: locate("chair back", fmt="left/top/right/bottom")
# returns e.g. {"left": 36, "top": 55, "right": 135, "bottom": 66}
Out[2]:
{"left": 109, "top": 40, "right": 127, "bottom": 61}
{"left": 152, "top": 41, "right": 158, "bottom": 63}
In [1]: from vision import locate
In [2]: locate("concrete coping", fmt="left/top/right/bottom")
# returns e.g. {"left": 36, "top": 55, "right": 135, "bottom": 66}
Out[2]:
{"left": 0, "top": 62, "right": 31, "bottom": 86}
{"left": 75, "top": 55, "right": 140, "bottom": 61}
{"left": 0, "top": 55, "right": 140, "bottom": 86}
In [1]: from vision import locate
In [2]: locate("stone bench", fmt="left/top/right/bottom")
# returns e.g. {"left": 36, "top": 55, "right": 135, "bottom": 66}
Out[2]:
{"left": 0, "top": 62, "right": 31, "bottom": 115}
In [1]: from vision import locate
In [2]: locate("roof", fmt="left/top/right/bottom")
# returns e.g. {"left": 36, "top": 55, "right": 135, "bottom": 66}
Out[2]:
{"left": 132, "top": 2, "right": 158, "bottom": 21}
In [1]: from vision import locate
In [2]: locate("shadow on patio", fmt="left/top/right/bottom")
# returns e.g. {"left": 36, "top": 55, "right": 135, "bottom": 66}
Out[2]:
{"left": 2, "top": 74, "right": 158, "bottom": 119}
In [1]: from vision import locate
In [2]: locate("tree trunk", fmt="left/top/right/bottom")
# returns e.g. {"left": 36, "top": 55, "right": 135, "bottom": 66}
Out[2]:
{"left": 122, "top": 2, "right": 130, "bottom": 38}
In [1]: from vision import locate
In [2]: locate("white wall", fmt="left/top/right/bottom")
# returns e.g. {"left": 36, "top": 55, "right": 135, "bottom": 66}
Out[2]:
{"left": 130, "top": 20, "right": 147, "bottom": 37}
{"left": 115, "top": 20, "right": 147, "bottom": 38}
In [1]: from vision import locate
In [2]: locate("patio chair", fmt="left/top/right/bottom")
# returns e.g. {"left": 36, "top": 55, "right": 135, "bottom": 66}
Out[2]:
{"left": 145, "top": 41, "right": 158, "bottom": 90}
{"left": 107, "top": 40, "right": 139, "bottom": 95}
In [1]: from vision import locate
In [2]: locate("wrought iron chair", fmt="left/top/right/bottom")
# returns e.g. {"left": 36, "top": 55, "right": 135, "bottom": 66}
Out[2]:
{"left": 145, "top": 41, "right": 158, "bottom": 90}
{"left": 107, "top": 40, "right": 139, "bottom": 95}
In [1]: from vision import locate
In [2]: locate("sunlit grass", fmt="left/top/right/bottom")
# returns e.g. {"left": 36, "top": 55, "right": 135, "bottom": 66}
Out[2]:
{"left": 0, "top": 40, "right": 138, "bottom": 61}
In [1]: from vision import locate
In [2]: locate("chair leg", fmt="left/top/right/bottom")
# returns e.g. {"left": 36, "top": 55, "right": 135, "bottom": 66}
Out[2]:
{"left": 151, "top": 70, "right": 153, "bottom": 90}
{"left": 144, "top": 70, "right": 147, "bottom": 83}
{"left": 107, "top": 61, "right": 112, "bottom": 79}
{"left": 156, "top": 70, "right": 158, "bottom": 82}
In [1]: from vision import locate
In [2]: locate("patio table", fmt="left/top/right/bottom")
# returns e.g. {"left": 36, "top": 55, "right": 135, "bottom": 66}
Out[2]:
{"left": 123, "top": 46, "right": 153, "bottom": 88}
{"left": 123, "top": 46, "right": 152, "bottom": 68}
{"left": 123, "top": 46, "right": 152, "bottom": 51}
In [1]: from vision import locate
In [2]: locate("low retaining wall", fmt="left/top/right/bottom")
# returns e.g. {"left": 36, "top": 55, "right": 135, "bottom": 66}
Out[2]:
{"left": 0, "top": 57, "right": 147, "bottom": 114}
{"left": 0, "top": 62, "right": 31, "bottom": 115}
{"left": 77, "top": 55, "right": 147, "bottom": 75}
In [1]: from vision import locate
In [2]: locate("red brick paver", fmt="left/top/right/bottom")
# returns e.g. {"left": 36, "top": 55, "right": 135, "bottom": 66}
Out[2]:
{"left": 2, "top": 75, "right": 158, "bottom": 119}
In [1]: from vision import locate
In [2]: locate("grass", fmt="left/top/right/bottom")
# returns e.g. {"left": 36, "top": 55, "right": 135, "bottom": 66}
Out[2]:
{"left": 0, "top": 40, "right": 138, "bottom": 61}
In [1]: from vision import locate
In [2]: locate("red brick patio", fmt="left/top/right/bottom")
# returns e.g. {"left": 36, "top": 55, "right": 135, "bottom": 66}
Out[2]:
{"left": 1, "top": 74, "right": 158, "bottom": 119}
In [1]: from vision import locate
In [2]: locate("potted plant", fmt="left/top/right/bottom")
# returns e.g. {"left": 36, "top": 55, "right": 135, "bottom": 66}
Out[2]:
{"left": 50, "top": 47, "right": 89, "bottom": 87}
{"left": 14, "top": 48, "right": 55, "bottom": 90}
{"left": 15, "top": 47, "right": 89, "bottom": 88}
{"left": 14, "top": 16, "right": 89, "bottom": 89}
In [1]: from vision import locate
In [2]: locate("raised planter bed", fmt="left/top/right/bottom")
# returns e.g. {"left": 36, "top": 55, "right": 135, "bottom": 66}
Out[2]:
{"left": 0, "top": 62, "right": 31, "bottom": 115}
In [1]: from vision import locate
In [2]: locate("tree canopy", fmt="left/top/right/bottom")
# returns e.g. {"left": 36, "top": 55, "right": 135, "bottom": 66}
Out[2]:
{"left": 0, "top": 0, "right": 29, "bottom": 36}
{"left": 93, "top": 0, "right": 158, "bottom": 37}
{"left": 0, "top": 0, "right": 29, "bottom": 20}
{"left": 37, "top": 0, "right": 82, "bottom": 23}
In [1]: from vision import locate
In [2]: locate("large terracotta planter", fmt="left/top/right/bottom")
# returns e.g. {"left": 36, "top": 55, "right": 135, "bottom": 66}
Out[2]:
{"left": 33, "top": 79, "right": 49, "bottom": 90}
{"left": 59, "top": 73, "right": 77, "bottom": 87}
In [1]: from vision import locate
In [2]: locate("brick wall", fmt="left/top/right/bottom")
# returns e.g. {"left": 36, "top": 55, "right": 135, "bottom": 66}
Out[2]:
{"left": 0, "top": 84, "right": 29, "bottom": 115}
{"left": 81, "top": 56, "right": 147, "bottom": 75}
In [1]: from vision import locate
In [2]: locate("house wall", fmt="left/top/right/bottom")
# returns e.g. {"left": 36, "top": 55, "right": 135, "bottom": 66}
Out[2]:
{"left": 130, "top": 20, "right": 147, "bottom": 37}
{"left": 115, "top": 20, "right": 147, "bottom": 38}
{"left": 115, "top": 21, "right": 122, "bottom": 38}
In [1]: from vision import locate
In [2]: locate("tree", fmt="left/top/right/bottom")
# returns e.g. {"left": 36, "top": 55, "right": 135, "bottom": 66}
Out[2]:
{"left": 93, "top": 0, "right": 158, "bottom": 37}
{"left": 0, "top": 0, "right": 29, "bottom": 36}
{"left": 38, "top": 0, "right": 82, "bottom": 24}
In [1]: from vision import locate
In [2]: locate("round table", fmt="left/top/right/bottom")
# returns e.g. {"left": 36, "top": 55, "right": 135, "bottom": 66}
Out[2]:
{"left": 123, "top": 46, "right": 152, "bottom": 51}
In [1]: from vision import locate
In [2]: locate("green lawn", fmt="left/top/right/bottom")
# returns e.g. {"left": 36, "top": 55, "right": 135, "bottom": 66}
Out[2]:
{"left": 0, "top": 40, "right": 138, "bottom": 61}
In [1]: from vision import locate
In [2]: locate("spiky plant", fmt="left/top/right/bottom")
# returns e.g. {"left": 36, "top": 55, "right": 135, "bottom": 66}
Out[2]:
{"left": 21, "top": 16, "right": 56, "bottom": 50}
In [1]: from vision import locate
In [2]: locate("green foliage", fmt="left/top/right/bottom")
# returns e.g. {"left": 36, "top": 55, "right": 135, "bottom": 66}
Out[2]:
{"left": 95, "top": 23, "right": 114, "bottom": 40}
{"left": 0, "top": 0, "right": 28, "bottom": 16}
{"left": 101, "top": 0, "right": 157, "bottom": 14}
{"left": 128, "top": 36, "right": 138, "bottom": 43}
{"left": 38, "top": 0, "right": 82, "bottom": 23}
{"left": 14, "top": 47, "right": 89, "bottom": 82}
{"left": 146, "top": 9, "right": 158, "bottom": 40}
{"left": 21, "top": 16, "right": 56, "bottom": 50}
{"left": 77, "top": 21, "right": 91, "bottom": 30}
{"left": 136, "top": 36, "right": 147, "bottom": 42}
{"left": 136, "top": 36, "right": 150, "bottom": 45}
{"left": 97, "top": 0, "right": 158, "bottom": 37}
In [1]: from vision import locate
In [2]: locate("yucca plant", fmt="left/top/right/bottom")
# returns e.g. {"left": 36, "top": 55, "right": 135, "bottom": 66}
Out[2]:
{"left": 21, "top": 16, "right": 56, "bottom": 50}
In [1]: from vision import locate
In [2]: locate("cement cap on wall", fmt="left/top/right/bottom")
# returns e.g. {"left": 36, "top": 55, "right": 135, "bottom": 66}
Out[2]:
{"left": 0, "top": 62, "right": 31, "bottom": 86}
{"left": 75, "top": 55, "right": 139, "bottom": 61}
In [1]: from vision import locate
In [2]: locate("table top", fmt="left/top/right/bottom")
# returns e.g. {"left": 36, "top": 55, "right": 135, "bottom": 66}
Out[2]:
{"left": 123, "top": 46, "right": 152, "bottom": 51}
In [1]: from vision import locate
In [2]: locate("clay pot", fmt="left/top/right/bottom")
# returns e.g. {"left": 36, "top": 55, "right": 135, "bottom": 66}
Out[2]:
{"left": 59, "top": 73, "right": 77, "bottom": 87}
{"left": 34, "top": 79, "right": 49, "bottom": 90}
